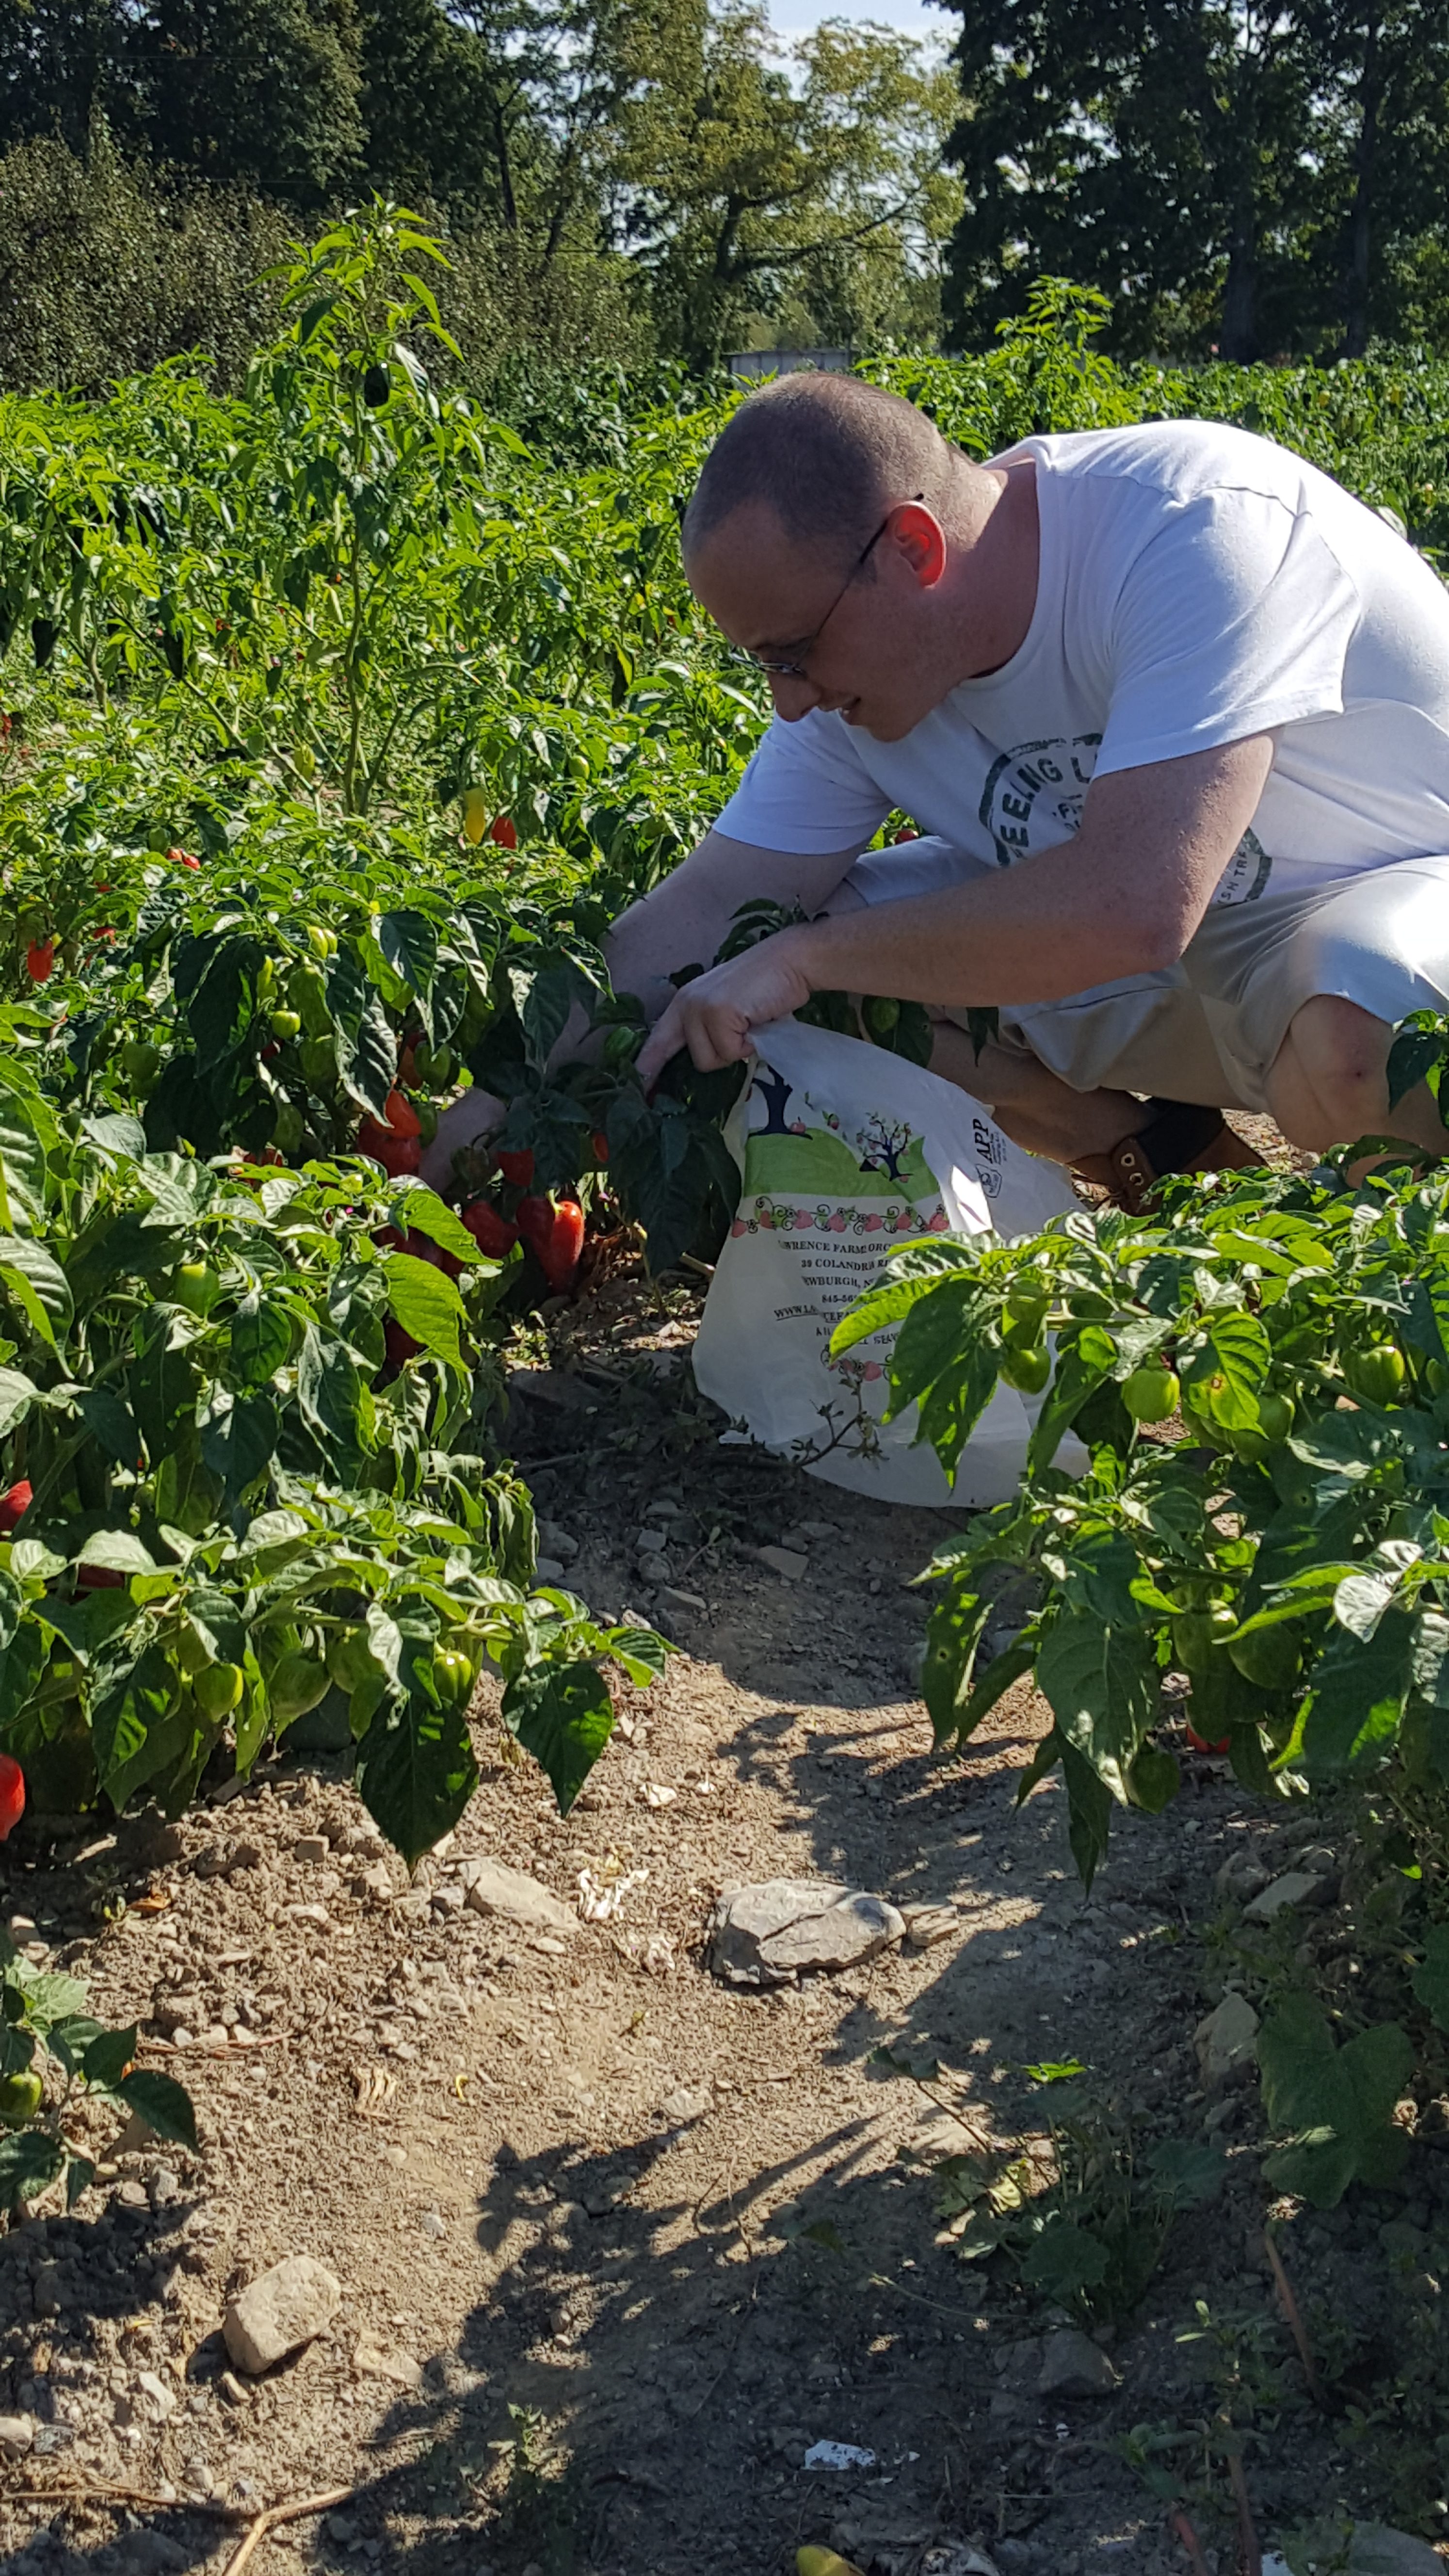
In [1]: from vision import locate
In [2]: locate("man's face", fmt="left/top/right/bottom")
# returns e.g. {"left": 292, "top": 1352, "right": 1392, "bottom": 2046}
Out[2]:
{"left": 685, "top": 499, "right": 955, "bottom": 742}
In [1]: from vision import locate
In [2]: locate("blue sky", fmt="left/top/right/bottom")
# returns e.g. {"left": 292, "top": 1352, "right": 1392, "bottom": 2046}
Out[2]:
{"left": 766, "top": 0, "right": 950, "bottom": 48}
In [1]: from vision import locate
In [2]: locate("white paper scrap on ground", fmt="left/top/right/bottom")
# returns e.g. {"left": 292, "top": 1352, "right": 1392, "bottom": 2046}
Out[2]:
{"left": 692, "top": 1018, "right": 1083, "bottom": 1508}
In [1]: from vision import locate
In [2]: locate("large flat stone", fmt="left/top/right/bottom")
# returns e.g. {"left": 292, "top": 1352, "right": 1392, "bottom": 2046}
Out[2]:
{"left": 1195, "top": 1990, "right": 1260, "bottom": 2087}
{"left": 710, "top": 1878, "right": 905, "bottom": 1985}
{"left": 223, "top": 2254, "right": 341, "bottom": 2375}
{"left": 1243, "top": 1870, "right": 1328, "bottom": 1923}
{"left": 454, "top": 1856, "right": 577, "bottom": 1937}
{"left": 1038, "top": 2328, "right": 1117, "bottom": 2398}
{"left": 1345, "top": 2528, "right": 1447, "bottom": 2576}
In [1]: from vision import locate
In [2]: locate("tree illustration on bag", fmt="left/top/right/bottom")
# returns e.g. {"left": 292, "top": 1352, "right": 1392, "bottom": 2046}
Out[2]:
{"left": 752, "top": 1065, "right": 798, "bottom": 1135}
{"left": 857, "top": 1113, "right": 915, "bottom": 1184}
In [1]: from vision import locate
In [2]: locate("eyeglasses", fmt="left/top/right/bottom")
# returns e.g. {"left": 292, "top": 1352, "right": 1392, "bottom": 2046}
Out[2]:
{"left": 730, "top": 494, "right": 926, "bottom": 679}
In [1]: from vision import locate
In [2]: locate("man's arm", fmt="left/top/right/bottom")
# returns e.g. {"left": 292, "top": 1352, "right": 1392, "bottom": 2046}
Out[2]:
{"left": 604, "top": 828, "right": 872, "bottom": 1023}
{"left": 419, "top": 829, "right": 868, "bottom": 1188}
{"left": 636, "top": 735, "right": 1275, "bottom": 1081}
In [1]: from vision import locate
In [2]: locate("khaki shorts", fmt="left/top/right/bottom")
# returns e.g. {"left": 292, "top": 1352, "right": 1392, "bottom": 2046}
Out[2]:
{"left": 842, "top": 839, "right": 1449, "bottom": 1112}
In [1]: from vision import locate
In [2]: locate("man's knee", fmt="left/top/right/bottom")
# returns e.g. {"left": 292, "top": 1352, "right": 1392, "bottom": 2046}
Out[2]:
{"left": 1268, "top": 997, "right": 1392, "bottom": 1148}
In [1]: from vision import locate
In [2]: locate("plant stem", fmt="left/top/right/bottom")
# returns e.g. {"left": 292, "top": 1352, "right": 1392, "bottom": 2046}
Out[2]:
{"left": 1265, "top": 2225, "right": 1324, "bottom": 2406}
{"left": 1227, "top": 2445, "right": 1262, "bottom": 2576}
{"left": 1171, "top": 2508, "right": 1213, "bottom": 2576}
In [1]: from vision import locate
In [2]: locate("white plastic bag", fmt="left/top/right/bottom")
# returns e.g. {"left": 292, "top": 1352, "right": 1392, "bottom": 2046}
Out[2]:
{"left": 691, "top": 1018, "right": 1081, "bottom": 1508}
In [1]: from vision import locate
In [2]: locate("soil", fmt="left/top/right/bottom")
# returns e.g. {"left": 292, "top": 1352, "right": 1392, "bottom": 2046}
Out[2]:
{"left": 2, "top": 1250, "right": 1447, "bottom": 2576}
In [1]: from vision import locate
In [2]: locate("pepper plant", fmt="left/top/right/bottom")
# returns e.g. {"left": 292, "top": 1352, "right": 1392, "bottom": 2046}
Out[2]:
{"left": 0, "top": 1930, "right": 197, "bottom": 2216}
{"left": 0, "top": 1027, "right": 666, "bottom": 1857}
{"left": 835, "top": 1154, "right": 1449, "bottom": 1886}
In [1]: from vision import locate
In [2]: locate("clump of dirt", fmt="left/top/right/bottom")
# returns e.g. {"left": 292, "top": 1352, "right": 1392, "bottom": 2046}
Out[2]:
{"left": 0, "top": 1274, "right": 1446, "bottom": 2576}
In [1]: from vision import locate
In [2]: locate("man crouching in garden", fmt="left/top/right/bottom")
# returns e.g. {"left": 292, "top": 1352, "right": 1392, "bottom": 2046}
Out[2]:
{"left": 427, "top": 370, "right": 1449, "bottom": 1203}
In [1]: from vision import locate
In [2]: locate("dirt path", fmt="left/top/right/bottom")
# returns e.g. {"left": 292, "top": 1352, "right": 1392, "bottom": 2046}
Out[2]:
{"left": 0, "top": 1280, "right": 1437, "bottom": 2576}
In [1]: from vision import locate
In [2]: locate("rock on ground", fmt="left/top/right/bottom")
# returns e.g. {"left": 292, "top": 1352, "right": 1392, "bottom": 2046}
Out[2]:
{"left": 453, "top": 1854, "right": 577, "bottom": 1936}
{"left": 222, "top": 2254, "right": 342, "bottom": 2375}
{"left": 709, "top": 1878, "right": 905, "bottom": 1985}
{"left": 1194, "top": 1989, "right": 1260, "bottom": 2087}
{"left": 1242, "top": 1869, "right": 1329, "bottom": 1922}
{"left": 1037, "top": 2329, "right": 1117, "bottom": 2398}
{"left": 1343, "top": 2529, "right": 1448, "bottom": 2576}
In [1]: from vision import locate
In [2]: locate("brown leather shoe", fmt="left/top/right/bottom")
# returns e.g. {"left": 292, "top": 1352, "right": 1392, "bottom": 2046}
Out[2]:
{"left": 1073, "top": 1100, "right": 1260, "bottom": 1213}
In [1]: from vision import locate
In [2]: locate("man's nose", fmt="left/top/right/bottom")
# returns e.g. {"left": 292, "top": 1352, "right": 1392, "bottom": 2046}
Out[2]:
{"left": 768, "top": 672, "right": 823, "bottom": 722}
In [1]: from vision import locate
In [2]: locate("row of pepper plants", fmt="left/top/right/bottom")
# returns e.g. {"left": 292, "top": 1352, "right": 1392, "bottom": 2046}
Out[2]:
{"left": 837, "top": 1108, "right": 1449, "bottom": 2215}
{"left": 0, "top": 203, "right": 772, "bottom": 1871}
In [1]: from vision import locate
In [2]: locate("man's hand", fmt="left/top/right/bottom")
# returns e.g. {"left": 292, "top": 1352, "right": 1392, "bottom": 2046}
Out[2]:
{"left": 635, "top": 931, "right": 815, "bottom": 1085}
{"left": 419, "top": 1085, "right": 505, "bottom": 1192}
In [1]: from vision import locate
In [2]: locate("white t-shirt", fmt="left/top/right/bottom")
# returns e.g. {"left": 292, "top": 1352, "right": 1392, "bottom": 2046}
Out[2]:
{"left": 714, "top": 422, "right": 1449, "bottom": 899}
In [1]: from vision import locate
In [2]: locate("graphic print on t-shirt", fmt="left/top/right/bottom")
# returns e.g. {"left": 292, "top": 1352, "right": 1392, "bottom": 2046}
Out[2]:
{"left": 979, "top": 736, "right": 1102, "bottom": 866}
{"left": 976, "top": 730, "right": 1273, "bottom": 907}
{"left": 1210, "top": 825, "right": 1272, "bottom": 905}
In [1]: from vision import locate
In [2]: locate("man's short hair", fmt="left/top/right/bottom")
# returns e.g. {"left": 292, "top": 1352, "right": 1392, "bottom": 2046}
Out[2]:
{"left": 683, "top": 372, "right": 953, "bottom": 572}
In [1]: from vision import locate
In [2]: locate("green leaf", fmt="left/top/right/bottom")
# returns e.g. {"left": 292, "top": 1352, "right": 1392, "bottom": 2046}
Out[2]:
{"left": 1181, "top": 1308, "right": 1271, "bottom": 1429}
{"left": 324, "top": 946, "right": 394, "bottom": 1119}
{"left": 511, "top": 962, "right": 584, "bottom": 1072}
{"left": 1294, "top": 1612, "right": 1415, "bottom": 1775}
{"left": 296, "top": 1327, "right": 373, "bottom": 1465}
{"left": 75, "top": 1532, "right": 156, "bottom": 1578}
{"left": 1019, "top": 2220, "right": 1110, "bottom": 2299}
{"left": 1058, "top": 1736, "right": 1113, "bottom": 1889}
{"left": 7, "top": 1963, "right": 87, "bottom": 2036}
{"left": 65, "top": 2154, "right": 95, "bottom": 2209}
{"left": 228, "top": 1293, "right": 295, "bottom": 1387}
{"left": 69, "top": 1387, "right": 143, "bottom": 1470}
{"left": 116, "top": 2067, "right": 198, "bottom": 2148}
{"left": 46, "top": 2013, "right": 103, "bottom": 2076}
{"left": 1144, "top": 2139, "right": 1227, "bottom": 2208}
{"left": 385, "top": 1253, "right": 467, "bottom": 1369}
{"left": 89, "top": 1645, "right": 177, "bottom": 1799}
{"left": 1412, "top": 1924, "right": 1449, "bottom": 2033}
{"left": 1037, "top": 1610, "right": 1158, "bottom": 1789}
{"left": 885, "top": 1279, "right": 975, "bottom": 1412}
{"left": 354, "top": 1687, "right": 478, "bottom": 1866}
{"left": 184, "top": 936, "right": 267, "bottom": 1073}
{"left": 948, "top": 1635, "right": 1037, "bottom": 1748}
{"left": 919, "top": 1581, "right": 990, "bottom": 1745}
{"left": 0, "top": 2126, "right": 64, "bottom": 2204}
{"left": 0, "top": 1368, "right": 37, "bottom": 1437}
{"left": 200, "top": 1388, "right": 277, "bottom": 1502}
{"left": 501, "top": 1659, "right": 615, "bottom": 1814}
{"left": 1386, "top": 1024, "right": 1445, "bottom": 1111}
{"left": 128, "top": 1315, "right": 202, "bottom": 1465}
{"left": 1258, "top": 1996, "right": 1413, "bottom": 2207}
{"left": 82, "top": 2025, "right": 139, "bottom": 2090}
{"left": 388, "top": 1186, "right": 486, "bottom": 1267}
{"left": 830, "top": 1241, "right": 978, "bottom": 1355}
{"left": 1028, "top": 1329, "right": 1114, "bottom": 1471}
{"left": 915, "top": 1337, "right": 1001, "bottom": 1480}
{"left": 0, "top": 1233, "right": 71, "bottom": 1350}
{"left": 377, "top": 909, "right": 438, "bottom": 1000}
{"left": 602, "top": 1625, "right": 673, "bottom": 1685}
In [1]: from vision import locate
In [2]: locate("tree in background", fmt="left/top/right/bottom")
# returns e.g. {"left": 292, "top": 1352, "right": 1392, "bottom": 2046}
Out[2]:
{"left": 1305, "top": 0, "right": 1449, "bottom": 354}
{"left": 0, "top": 0, "right": 128, "bottom": 158}
{"left": 627, "top": 0, "right": 960, "bottom": 364}
{"left": 0, "top": 0, "right": 960, "bottom": 382}
{"left": 940, "top": 0, "right": 1449, "bottom": 358}
{"left": 128, "top": 0, "right": 365, "bottom": 204}
{"left": 941, "top": 0, "right": 1321, "bottom": 361}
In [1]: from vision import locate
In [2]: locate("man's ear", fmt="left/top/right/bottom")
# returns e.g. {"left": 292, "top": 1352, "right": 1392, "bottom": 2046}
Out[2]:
{"left": 891, "top": 503, "right": 948, "bottom": 588}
